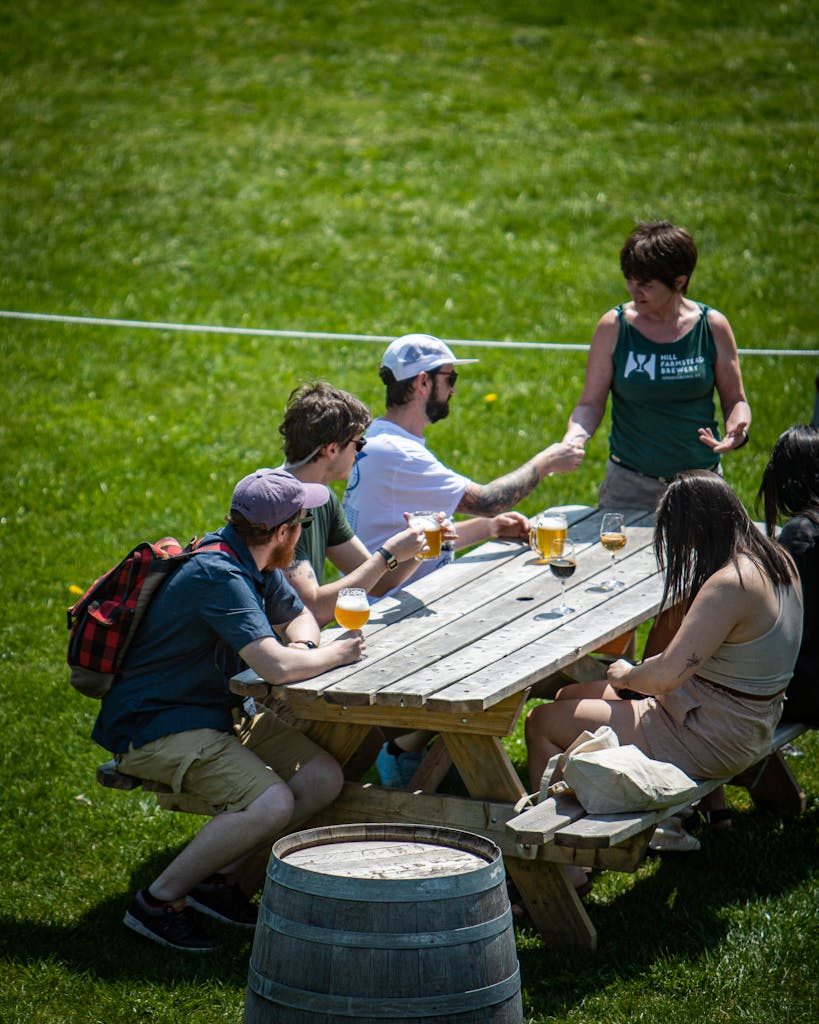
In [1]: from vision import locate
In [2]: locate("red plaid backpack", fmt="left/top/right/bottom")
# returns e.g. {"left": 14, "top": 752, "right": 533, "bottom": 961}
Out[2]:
{"left": 66, "top": 536, "right": 238, "bottom": 698}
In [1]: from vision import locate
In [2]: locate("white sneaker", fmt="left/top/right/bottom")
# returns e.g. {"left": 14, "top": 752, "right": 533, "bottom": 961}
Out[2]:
{"left": 649, "top": 816, "right": 701, "bottom": 853}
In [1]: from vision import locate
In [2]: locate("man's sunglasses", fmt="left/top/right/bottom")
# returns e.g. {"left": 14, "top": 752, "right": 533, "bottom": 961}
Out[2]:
{"left": 350, "top": 437, "right": 367, "bottom": 453}
{"left": 429, "top": 369, "right": 458, "bottom": 386}
{"left": 287, "top": 512, "right": 314, "bottom": 530}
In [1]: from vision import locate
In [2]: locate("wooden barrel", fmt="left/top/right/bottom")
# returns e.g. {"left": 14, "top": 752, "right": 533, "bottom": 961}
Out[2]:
{"left": 244, "top": 823, "right": 522, "bottom": 1024}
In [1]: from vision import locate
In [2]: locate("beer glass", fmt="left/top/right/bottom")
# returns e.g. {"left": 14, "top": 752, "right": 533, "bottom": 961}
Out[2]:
{"left": 599, "top": 512, "right": 626, "bottom": 591}
{"left": 408, "top": 511, "right": 443, "bottom": 561}
{"left": 529, "top": 510, "right": 568, "bottom": 563}
{"left": 334, "top": 587, "right": 370, "bottom": 629}
{"left": 549, "top": 537, "right": 577, "bottom": 616}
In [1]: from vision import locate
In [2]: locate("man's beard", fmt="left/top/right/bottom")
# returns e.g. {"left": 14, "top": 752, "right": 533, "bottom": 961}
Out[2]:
{"left": 264, "top": 531, "right": 299, "bottom": 572}
{"left": 425, "top": 393, "right": 451, "bottom": 424}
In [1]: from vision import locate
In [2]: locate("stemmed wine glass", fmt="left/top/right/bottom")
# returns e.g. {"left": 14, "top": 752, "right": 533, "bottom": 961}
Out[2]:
{"left": 599, "top": 512, "right": 627, "bottom": 591}
{"left": 549, "top": 537, "right": 577, "bottom": 617}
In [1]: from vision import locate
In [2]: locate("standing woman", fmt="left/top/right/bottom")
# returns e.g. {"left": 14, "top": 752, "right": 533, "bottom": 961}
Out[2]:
{"left": 757, "top": 425, "right": 819, "bottom": 726}
{"left": 564, "top": 221, "right": 752, "bottom": 509}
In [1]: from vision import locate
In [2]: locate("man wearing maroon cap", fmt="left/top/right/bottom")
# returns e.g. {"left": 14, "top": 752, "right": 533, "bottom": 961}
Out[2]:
{"left": 93, "top": 468, "right": 364, "bottom": 953}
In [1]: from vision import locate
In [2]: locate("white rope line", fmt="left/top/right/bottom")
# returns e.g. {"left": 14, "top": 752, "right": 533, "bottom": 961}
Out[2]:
{"left": 0, "top": 309, "right": 816, "bottom": 357}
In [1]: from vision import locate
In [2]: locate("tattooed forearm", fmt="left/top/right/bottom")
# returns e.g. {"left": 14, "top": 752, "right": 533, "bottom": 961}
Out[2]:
{"left": 457, "top": 463, "right": 542, "bottom": 516}
{"left": 680, "top": 653, "right": 700, "bottom": 677}
{"left": 285, "top": 559, "right": 317, "bottom": 583}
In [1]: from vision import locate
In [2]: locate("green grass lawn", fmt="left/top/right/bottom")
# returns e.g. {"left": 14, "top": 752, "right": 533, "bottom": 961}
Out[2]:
{"left": 1, "top": 1, "right": 817, "bottom": 1021}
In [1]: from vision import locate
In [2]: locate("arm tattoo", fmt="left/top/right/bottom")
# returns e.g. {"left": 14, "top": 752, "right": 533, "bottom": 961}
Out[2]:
{"left": 285, "top": 559, "right": 316, "bottom": 583}
{"left": 680, "top": 653, "right": 700, "bottom": 677}
{"left": 457, "top": 463, "right": 541, "bottom": 516}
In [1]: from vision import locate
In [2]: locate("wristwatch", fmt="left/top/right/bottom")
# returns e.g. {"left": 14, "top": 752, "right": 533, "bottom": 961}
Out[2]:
{"left": 290, "top": 640, "right": 318, "bottom": 649}
{"left": 377, "top": 545, "right": 398, "bottom": 570}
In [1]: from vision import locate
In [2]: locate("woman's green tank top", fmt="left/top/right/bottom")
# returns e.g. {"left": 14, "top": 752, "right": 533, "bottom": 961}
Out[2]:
{"left": 609, "top": 302, "right": 719, "bottom": 478}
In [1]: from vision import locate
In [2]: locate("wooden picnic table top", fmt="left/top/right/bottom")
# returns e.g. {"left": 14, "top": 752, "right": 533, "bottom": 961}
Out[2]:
{"left": 233, "top": 506, "right": 664, "bottom": 724}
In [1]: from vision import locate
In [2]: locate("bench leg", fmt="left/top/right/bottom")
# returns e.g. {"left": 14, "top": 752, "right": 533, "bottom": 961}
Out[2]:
{"left": 406, "top": 736, "right": 453, "bottom": 792}
{"left": 733, "top": 749, "right": 807, "bottom": 815}
{"left": 506, "top": 856, "right": 597, "bottom": 952}
{"left": 443, "top": 732, "right": 598, "bottom": 952}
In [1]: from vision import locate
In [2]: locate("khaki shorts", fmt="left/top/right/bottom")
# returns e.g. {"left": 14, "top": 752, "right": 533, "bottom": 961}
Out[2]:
{"left": 632, "top": 675, "right": 784, "bottom": 779}
{"left": 598, "top": 458, "right": 669, "bottom": 511}
{"left": 117, "top": 710, "right": 326, "bottom": 814}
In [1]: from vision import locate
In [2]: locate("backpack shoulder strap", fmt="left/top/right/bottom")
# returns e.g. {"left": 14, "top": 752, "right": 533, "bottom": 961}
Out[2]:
{"left": 191, "top": 539, "right": 240, "bottom": 562}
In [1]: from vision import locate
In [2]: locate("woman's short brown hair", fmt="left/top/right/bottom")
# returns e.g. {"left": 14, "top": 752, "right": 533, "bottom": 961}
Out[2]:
{"left": 620, "top": 221, "right": 698, "bottom": 292}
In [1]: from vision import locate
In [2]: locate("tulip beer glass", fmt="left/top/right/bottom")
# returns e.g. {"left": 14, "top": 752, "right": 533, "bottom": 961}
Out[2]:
{"left": 334, "top": 588, "right": 370, "bottom": 629}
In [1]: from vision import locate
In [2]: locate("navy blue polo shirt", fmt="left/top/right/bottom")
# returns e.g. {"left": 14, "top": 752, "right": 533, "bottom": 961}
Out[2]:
{"left": 91, "top": 524, "right": 304, "bottom": 754}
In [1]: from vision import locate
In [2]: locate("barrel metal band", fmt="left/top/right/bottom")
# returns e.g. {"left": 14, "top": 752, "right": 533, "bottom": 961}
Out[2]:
{"left": 267, "top": 857, "right": 505, "bottom": 902}
{"left": 257, "top": 903, "right": 513, "bottom": 948}
{"left": 247, "top": 963, "right": 521, "bottom": 1017}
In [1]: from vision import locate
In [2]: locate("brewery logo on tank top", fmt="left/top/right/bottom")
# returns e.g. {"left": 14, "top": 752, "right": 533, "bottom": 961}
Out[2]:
{"left": 624, "top": 351, "right": 705, "bottom": 382}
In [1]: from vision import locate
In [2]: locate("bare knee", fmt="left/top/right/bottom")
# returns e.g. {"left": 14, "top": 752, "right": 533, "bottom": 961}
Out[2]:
{"left": 291, "top": 752, "right": 344, "bottom": 806}
{"left": 248, "top": 780, "right": 296, "bottom": 840}
{"left": 525, "top": 702, "right": 551, "bottom": 743}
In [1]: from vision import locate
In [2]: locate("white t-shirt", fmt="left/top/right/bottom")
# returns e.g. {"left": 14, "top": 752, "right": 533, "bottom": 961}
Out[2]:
{"left": 342, "top": 418, "right": 471, "bottom": 584}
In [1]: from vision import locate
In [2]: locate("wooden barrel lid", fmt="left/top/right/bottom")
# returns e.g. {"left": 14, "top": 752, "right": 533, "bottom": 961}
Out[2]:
{"left": 283, "top": 839, "right": 486, "bottom": 879}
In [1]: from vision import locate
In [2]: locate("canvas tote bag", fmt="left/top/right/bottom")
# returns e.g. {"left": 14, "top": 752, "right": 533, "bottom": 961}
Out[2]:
{"left": 540, "top": 725, "right": 700, "bottom": 814}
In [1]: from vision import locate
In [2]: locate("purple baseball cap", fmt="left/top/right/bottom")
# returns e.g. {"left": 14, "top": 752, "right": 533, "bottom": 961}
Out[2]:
{"left": 230, "top": 468, "right": 329, "bottom": 529}
{"left": 381, "top": 333, "right": 478, "bottom": 381}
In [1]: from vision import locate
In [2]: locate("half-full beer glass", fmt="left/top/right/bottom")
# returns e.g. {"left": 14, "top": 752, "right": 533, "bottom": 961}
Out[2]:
{"left": 408, "top": 511, "right": 443, "bottom": 560}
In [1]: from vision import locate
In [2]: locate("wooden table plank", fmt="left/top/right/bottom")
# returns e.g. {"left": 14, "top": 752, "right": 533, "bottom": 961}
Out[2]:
{"left": 424, "top": 572, "right": 663, "bottom": 711}
{"left": 293, "top": 522, "right": 657, "bottom": 707}
{"left": 285, "top": 507, "right": 615, "bottom": 702}
{"left": 277, "top": 689, "right": 528, "bottom": 737}
{"left": 372, "top": 536, "right": 659, "bottom": 708}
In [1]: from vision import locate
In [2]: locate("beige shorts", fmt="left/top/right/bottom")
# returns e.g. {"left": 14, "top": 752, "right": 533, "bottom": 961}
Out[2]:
{"left": 117, "top": 710, "right": 326, "bottom": 814}
{"left": 632, "top": 675, "right": 784, "bottom": 779}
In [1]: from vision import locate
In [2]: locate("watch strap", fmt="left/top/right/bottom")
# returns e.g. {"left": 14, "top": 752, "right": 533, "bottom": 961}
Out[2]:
{"left": 377, "top": 545, "right": 398, "bottom": 570}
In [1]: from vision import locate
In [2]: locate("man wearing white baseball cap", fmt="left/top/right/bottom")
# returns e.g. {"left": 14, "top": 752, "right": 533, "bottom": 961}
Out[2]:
{"left": 95, "top": 467, "right": 364, "bottom": 953}
{"left": 343, "top": 333, "right": 584, "bottom": 586}
{"left": 342, "top": 334, "right": 583, "bottom": 786}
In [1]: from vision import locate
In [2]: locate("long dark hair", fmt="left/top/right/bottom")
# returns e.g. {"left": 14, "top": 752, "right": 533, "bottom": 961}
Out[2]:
{"left": 756, "top": 425, "right": 819, "bottom": 536}
{"left": 655, "top": 470, "right": 794, "bottom": 613}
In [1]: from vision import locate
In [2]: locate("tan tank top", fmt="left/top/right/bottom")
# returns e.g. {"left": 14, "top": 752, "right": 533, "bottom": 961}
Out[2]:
{"left": 696, "top": 583, "right": 803, "bottom": 695}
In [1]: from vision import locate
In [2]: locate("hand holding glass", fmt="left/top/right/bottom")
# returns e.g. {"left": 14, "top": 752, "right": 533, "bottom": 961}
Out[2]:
{"left": 334, "top": 588, "right": 370, "bottom": 629}
{"left": 529, "top": 511, "right": 568, "bottom": 563}
{"left": 549, "top": 538, "right": 577, "bottom": 616}
{"left": 599, "top": 512, "right": 626, "bottom": 591}
{"left": 408, "top": 511, "right": 443, "bottom": 561}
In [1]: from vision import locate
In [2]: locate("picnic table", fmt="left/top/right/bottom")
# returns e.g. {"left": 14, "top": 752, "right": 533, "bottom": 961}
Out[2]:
{"left": 231, "top": 506, "right": 666, "bottom": 950}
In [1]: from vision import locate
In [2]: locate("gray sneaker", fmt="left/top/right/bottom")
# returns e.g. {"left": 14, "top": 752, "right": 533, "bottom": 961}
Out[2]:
{"left": 187, "top": 877, "right": 258, "bottom": 929}
{"left": 124, "top": 889, "right": 217, "bottom": 953}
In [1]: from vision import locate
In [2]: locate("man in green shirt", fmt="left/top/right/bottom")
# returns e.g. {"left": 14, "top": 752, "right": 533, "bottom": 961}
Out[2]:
{"left": 277, "top": 381, "right": 426, "bottom": 626}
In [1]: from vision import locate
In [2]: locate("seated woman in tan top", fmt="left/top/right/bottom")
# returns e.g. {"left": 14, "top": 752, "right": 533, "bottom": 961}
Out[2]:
{"left": 525, "top": 471, "right": 803, "bottom": 794}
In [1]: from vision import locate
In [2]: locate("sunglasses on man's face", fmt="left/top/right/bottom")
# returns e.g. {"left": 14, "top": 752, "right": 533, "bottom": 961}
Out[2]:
{"left": 289, "top": 512, "right": 314, "bottom": 529}
{"left": 429, "top": 369, "right": 458, "bottom": 387}
{"left": 350, "top": 437, "right": 367, "bottom": 452}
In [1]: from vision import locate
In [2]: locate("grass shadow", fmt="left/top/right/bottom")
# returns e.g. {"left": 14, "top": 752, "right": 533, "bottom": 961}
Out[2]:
{"left": 1, "top": 845, "right": 253, "bottom": 985}
{"left": 516, "top": 802, "right": 818, "bottom": 1016}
